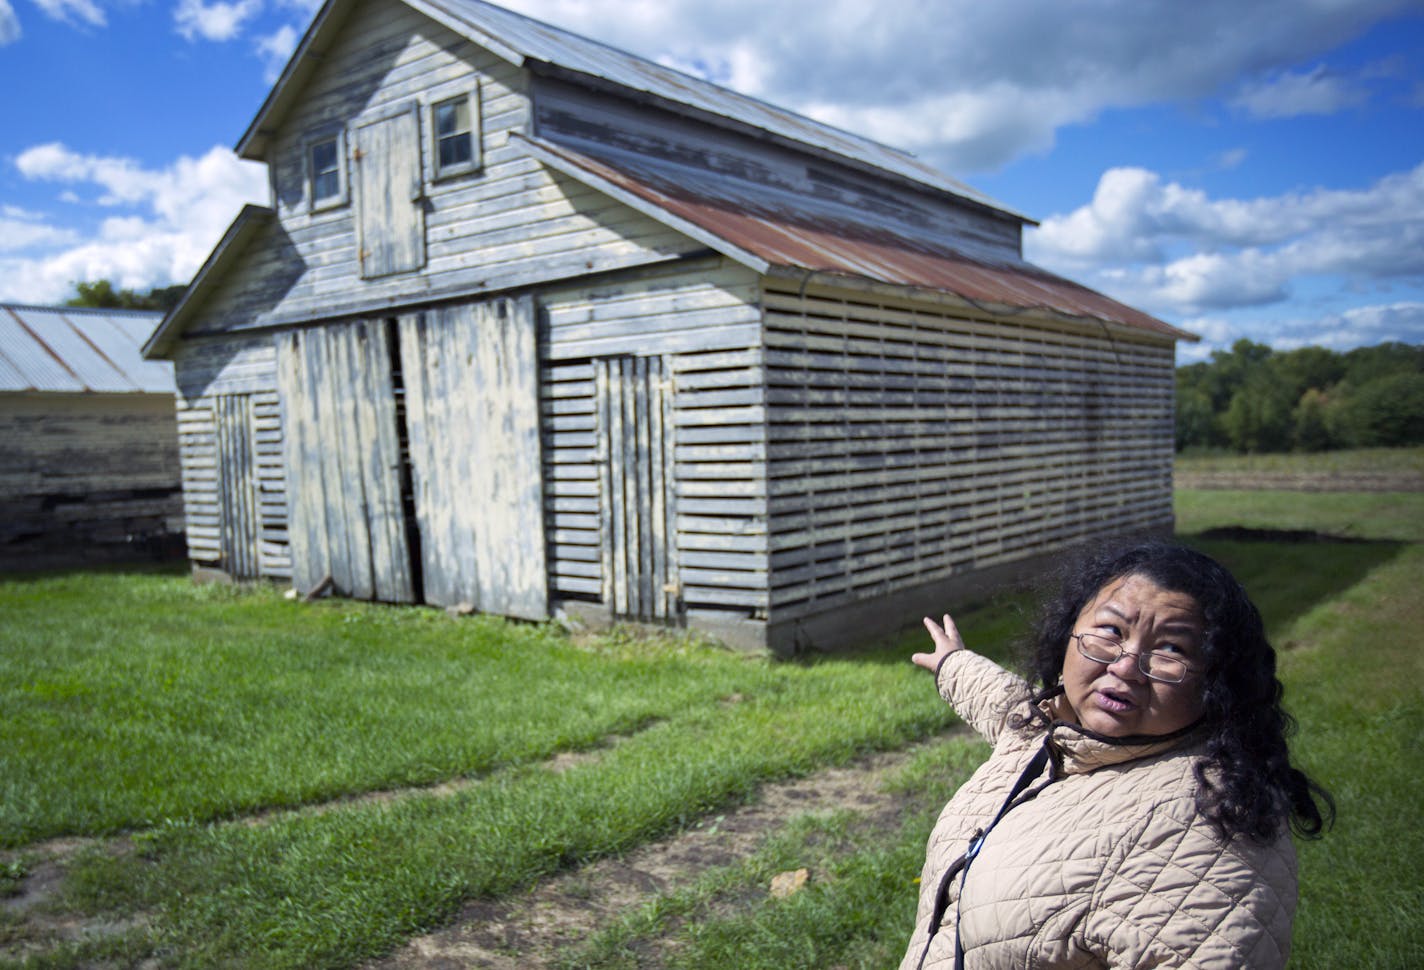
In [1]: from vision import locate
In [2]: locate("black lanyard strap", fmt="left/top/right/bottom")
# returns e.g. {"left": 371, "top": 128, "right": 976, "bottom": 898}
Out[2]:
{"left": 914, "top": 741, "right": 1052, "bottom": 970}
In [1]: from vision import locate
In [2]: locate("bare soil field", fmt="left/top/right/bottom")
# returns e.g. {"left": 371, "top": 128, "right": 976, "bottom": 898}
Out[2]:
{"left": 1175, "top": 469, "right": 1424, "bottom": 491}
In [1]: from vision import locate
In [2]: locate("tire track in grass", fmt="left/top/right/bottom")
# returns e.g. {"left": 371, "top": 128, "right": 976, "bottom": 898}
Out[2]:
{"left": 1, "top": 726, "right": 967, "bottom": 967}
{"left": 364, "top": 730, "right": 967, "bottom": 970}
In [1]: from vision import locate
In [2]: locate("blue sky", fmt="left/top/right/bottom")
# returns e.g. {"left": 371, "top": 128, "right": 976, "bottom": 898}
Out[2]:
{"left": 2, "top": 0, "right": 1422, "bottom": 362}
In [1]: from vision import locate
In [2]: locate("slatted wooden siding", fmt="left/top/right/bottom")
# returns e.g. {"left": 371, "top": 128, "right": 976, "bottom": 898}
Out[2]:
{"left": 398, "top": 297, "right": 547, "bottom": 619}
{"left": 172, "top": 336, "right": 290, "bottom": 579}
{"left": 761, "top": 281, "right": 1175, "bottom": 621}
{"left": 276, "top": 320, "right": 415, "bottom": 602}
{"left": 214, "top": 394, "right": 260, "bottom": 578}
{"left": 540, "top": 257, "right": 768, "bottom": 620}
{"left": 594, "top": 356, "right": 677, "bottom": 620}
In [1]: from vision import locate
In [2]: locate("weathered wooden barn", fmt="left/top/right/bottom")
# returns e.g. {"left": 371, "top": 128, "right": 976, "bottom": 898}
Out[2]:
{"left": 144, "top": 0, "right": 1195, "bottom": 650}
{"left": 2, "top": 303, "right": 182, "bottom": 570}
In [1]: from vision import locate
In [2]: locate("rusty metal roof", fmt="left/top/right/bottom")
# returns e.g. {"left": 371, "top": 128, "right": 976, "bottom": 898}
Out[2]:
{"left": 519, "top": 136, "right": 1195, "bottom": 341}
{"left": 0, "top": 304, "right": 174, "bottom": 394}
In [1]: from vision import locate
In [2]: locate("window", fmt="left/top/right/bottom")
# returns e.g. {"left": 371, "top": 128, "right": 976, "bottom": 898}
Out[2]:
{"left": 306, "top": 131, "right": 348, "bottom": 211}
{"left": 430, "top": 91, "right": 480, "bottom": 178}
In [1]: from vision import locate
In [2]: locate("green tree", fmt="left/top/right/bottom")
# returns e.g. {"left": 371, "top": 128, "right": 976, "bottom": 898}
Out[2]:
{"left": 1340, "top": 342, "right": 1424, "bottom": 386}
{"left": 1203, "top": 339, "right": 1274, "bottom": 412}
{"left": 1175, "top": 384, "right": 1220, "bottom": 450}
{"left": 1270, "top": 346, "right": 1345, "bottom": 401}
{"left": 64, "top": 279, "right": 186, "bottom": 312}
{"left": 1329, "top": 373, "right": 1424, "bottom": 447}
{"left": 1292, "top": 387, "right": 1333, "bottom": 451}
{"left": 1222, "top": 371, "right": 1294, "bottom": 453}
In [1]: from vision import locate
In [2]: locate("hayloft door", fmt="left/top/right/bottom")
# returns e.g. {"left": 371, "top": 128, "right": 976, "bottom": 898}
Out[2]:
{"left": 353, "top": 106, "right": 426, "bottom": 278}
{"left": 275, "top": 320, "right": 415, "bottom": 602}
{"left": 595, "top": 356, "right": 679, "bottom": 621}
{"left": 397, "top": 297, "right": 548, "bottom": 620}
{"left": 214, "top": 394, "right": 260, "bottom": 578}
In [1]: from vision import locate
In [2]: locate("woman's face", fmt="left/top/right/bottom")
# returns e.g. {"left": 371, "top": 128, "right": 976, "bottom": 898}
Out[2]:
{"left": 1061, "top": 573, "right": 1207, "bottom": 738}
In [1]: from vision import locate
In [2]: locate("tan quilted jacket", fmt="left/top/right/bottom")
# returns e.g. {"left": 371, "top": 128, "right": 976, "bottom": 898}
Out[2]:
{"left": 901, "top": 650, "right": 1298, "bottom": 970}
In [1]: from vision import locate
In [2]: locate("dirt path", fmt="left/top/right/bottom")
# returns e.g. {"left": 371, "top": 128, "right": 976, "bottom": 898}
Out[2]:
{"left": 366, "top": 734, "right": 957, "bottom": 969}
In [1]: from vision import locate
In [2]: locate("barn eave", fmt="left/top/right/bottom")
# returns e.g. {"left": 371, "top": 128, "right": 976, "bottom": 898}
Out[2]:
{"left": 144, "top": 204, "right": 275, "bottom": 360}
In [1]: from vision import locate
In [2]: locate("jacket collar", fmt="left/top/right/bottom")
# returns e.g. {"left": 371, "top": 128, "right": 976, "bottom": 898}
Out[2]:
{"left": 1036, "top": 687, "right": 1202, "bottom": 776}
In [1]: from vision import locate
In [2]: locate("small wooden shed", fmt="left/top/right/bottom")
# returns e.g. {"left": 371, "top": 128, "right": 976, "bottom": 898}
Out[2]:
{"left": 1, "top": 303, "right": 182, "bottom": 570}
{"left": 144, "top": 0, "right": 1195, "bottom": 650}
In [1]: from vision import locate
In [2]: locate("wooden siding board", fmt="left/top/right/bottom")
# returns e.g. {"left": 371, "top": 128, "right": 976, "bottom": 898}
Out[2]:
{"left": 275, "top": 321, "right": 412, "bottom": 601}
{"left": 540, "top": 259, "right": 766, "bottom": 617}
{"left": 399, "top": 298, "right": 547, "bottom": 618}
{"left": 761, "top": 282, "right": 1174, "bottom": 623}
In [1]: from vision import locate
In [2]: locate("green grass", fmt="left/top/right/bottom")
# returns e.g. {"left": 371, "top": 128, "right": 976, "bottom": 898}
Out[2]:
{"left": 1, "top": 568, "right": 781, "bottom": 847}
{"left": 3, "top": 477, "right": 1422, "bottom": 968}
{"left": 1, "top": 571, "right": 990, "bottom": 968}
{"left": 559, "top": 737, "right": 990, "bottom": 970}
{"left": 1176, "top": 489, "right": 1424, "bottom": 542}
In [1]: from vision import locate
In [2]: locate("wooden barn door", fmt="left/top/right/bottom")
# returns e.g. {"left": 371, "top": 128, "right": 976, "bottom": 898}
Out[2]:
{"left": 214, "top": 394, "right": 260, "bottom": 578}
{"left": 595, "top": 356, "right": 679, "bottom": 621}
{"left": 397, "top": 297, "right": 548, "bottom": 620}
{"left": 275, "top": 320, "right": 415, "bottom": 602}
{"left": 354, "top": 105, "right": 425, "bottom": 279}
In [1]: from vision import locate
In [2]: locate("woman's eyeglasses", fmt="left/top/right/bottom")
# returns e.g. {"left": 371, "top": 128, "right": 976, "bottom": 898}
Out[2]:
{"left": 1071, "top": 632, "right": 1194, "bottom": 684}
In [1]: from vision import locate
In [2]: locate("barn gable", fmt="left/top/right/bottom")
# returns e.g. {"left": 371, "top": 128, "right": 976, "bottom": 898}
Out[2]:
{"left": 146, "top": 0, "right": 1194, "bottom": 651}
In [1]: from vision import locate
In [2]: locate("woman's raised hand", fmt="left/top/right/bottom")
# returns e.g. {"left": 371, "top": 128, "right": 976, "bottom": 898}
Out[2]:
{"left": 912, "top": 614, "right": 965, "bottom": 672}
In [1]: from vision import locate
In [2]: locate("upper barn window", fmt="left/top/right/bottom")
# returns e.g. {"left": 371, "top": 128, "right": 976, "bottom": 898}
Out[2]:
{"left": 307, "top": 131, "right": 348, "bottom": 211}
{"left": 430, "top": 89, "right": 481, "bottom": 179}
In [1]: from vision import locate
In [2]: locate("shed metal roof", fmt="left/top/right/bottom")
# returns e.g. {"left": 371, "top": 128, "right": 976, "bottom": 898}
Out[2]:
{"left": 518, "top": 136, "right": 1196, "bottom": 342}
{"left": 0, "top": 304, "right": 174, "bottom": 394}
{"left": 241, "top": 0, "right": 1021, "bottom": 219}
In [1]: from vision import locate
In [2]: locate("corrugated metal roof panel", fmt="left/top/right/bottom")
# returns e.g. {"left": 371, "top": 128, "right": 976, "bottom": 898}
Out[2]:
{"left": 522, "top": 136, "right": 1194, "bottom": 341}
{"left": 0, "top": 305, "right": 174, "bottom": 394}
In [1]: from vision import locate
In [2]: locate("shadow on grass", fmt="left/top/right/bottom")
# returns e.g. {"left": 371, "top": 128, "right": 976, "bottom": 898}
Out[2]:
{"left": 1174, "top": 529, "right": 1404, "bottom": 644}
{"left": 0, "top": 560, "right": 190, "bottom": 583}
{"left": 823, "top": 529, "right": 1408, "bottom": 666}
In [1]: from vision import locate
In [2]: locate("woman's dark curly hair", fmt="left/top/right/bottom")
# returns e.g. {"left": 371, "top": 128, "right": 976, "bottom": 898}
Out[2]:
{"left": 1023, "top": 537, "right": 1334, "bottom": 843}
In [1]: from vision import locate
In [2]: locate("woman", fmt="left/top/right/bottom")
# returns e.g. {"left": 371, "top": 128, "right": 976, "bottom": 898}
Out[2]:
{"left": 901, "top": 539, "right": 1332, "bottom": 970}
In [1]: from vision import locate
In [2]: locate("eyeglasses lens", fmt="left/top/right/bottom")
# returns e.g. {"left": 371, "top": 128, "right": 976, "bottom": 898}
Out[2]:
{"left": 1075, "top": 634, "right": 1186, "bottom": 683}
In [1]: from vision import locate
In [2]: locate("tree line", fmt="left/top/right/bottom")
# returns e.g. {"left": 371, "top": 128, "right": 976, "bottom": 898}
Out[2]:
{"left": 1176, "top": 339, "right": 1424, "bottom": 453}
{"left": 64, "top": 279, "right": 186, "bottom": 313}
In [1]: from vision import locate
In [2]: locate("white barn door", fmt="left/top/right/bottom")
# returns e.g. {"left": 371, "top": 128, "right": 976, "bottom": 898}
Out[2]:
{"left": 398, "top": 297, "right": 548, "bottom": 620}
{"left": 354, "top": 106, "right": 425, "bottom": 279}
{"left": 275, "top": 320, "right": 415, "bottom": 602}
{"left": 595, "top": 355, "right": 678, "bottom": 621}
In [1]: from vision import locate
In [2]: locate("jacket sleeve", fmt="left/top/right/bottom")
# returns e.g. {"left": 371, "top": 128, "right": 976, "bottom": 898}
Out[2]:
{"left": 933, "top": 650, "right": 1033, "bottom": 746}
{"left": 1079, "top": 798, "right": 1299, "bottom": 969}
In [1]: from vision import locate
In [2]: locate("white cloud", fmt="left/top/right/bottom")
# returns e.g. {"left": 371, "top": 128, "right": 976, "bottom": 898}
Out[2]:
{"left": 0, "top": 211, "right": 80, "bottom": 252}
{"left": 256, "top": 23, "right": 299, "bottom": 83}
{"left": 32, "top": 0, "right": 104, "bottom": 27}
{"left": 174, "top": 0, "right": 262, "bottom": 42}
{"left": 2, "top": 143, "right": 269, "bottom": 304}
{"left": 1231, "top": 65, "right": 1369, "bottom": 118}
{"left": 1028, "top": 162, "right": 1424, "bottom": 316}
{"left": 0, "top": 0, "right": 19, "bottom": 44}
{"left": 500, "top": 0, "right": 1415, "bottom": 172}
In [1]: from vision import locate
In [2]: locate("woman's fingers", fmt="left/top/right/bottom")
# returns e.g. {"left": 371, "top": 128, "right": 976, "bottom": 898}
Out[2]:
{"left": 912, "top": 613, "right": 964, "bottom": 670}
